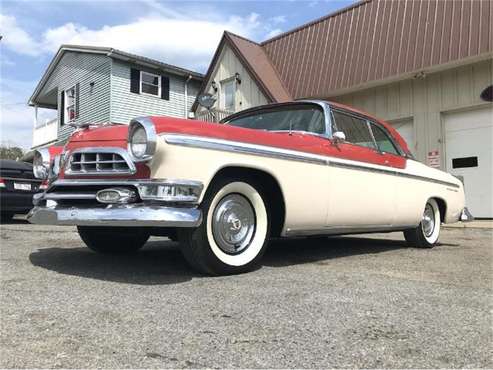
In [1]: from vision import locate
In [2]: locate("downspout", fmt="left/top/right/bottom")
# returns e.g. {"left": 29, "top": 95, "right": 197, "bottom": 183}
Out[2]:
{"left": 184, "top": 74, "right": 192, "bottom": 118}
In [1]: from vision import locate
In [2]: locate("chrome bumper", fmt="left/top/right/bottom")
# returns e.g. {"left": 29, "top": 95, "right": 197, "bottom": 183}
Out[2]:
{"left": 27, "top": 204, "right": 202, "bottom": 227}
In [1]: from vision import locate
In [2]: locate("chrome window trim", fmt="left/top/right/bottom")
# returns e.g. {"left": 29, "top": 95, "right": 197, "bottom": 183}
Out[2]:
{"left": 163, "top": 133, "right": 460, "bottom": 189}
{"left": 64, "top": 147, "right": 136, "bottom": 176}
{"left": 128, "top": 116, "right": 157, "bottom": 162}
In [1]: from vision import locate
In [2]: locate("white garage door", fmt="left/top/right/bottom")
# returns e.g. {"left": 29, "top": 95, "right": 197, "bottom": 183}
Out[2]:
{"left": 390, "top": 119, "right": 415, "bottom": 156}
{"left": 444, "top": 106, "right": 493, "bottom": 218}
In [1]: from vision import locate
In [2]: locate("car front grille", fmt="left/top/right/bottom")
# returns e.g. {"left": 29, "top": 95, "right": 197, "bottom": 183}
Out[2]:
{"left": 66, "top": 148, "right": 136, "bottom": 176}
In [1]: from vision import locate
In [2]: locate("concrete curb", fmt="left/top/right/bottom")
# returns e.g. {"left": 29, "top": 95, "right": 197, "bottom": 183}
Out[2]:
{"left": 443, "top": 221, "right": 493, "bottom": 229}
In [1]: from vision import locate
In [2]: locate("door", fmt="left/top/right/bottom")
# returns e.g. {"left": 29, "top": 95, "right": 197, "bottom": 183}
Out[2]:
{"left": 325, "top": 110, "right": 398, "bottom": 227}
{"left": 390, "top": 118, "right": 415, "bottom": 156}
{"left": 444, "top": 106, "right": 493, "bottom": 218}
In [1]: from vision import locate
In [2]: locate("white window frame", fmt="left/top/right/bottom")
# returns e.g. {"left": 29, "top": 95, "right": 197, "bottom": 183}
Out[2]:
{"left": 64, "top": 85, "right": 77, "bottom": 124}
{"left": 221, "top": 78, "right": 236, "bottom": 111}
{"left": 140, "top": 71, "right": 161, "bottom": 97}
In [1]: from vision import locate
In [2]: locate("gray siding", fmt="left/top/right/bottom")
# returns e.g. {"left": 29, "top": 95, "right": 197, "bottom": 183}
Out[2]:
{"left": 333, "top": 59, "right": 492, "bottom": 169}
{"left": 39, "top": 51, "right": 111, "bottom": 143}
{"left": 110, "top": 60, "right": 200, "bottom": 124}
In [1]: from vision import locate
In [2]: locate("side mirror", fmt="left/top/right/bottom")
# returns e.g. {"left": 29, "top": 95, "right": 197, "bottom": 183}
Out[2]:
{"left": 332, "top": 131, "right": 346, "bottom": 143}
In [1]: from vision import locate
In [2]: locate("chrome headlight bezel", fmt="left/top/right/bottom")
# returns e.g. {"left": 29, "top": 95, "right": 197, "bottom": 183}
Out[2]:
{"left": 33, "top": 148, "right": 50, "bottom": 180}
{"left": 127, "top": 117, "right": 157, "bottom": 162}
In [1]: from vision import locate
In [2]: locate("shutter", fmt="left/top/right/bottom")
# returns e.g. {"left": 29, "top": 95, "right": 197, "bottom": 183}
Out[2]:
{"left": 75, "top": 83, "right": 80, "bottom": 119}
{"left": 59, "top": 90, "right": 65, "bottom": 126}
{"left": 130, "top": 68, "right": 140, "bottom": 93}
{"left": 161, "top": 75, "right": 169, "bottom": 100}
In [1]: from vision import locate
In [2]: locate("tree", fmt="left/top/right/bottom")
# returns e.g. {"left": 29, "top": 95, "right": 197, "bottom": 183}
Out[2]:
{"left": 0, "top": 145, "right": 25, "bottom": 160}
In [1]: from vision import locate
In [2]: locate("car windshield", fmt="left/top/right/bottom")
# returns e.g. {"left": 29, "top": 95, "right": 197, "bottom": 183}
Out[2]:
{"left": 223, "top": 105, "right": 326, "bottom": 135}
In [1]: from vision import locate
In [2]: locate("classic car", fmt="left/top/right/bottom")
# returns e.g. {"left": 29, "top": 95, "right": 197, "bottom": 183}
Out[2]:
{"left": 28, "top": 100, "right": 472, "bottom": 275}
{"left": 0, "top": 159, "right": 43, "bottom": 221}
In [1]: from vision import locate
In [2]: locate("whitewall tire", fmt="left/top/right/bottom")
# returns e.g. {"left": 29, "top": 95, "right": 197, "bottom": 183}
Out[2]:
{"left": 178, "top": 177, "right": 270, "bottom": 275}
{"left": 404, "top": 198, "right": 441, "bottom": 248}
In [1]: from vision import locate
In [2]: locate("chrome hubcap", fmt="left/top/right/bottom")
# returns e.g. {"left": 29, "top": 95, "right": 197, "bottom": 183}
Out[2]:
{"left": 212, "top": 194, "right": 256, "bottom": 254}
{"left": 422, "top": 203, "right": 435, "bottom": 237}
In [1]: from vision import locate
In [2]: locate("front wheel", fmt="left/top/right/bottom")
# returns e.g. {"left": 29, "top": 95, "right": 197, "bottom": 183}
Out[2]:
{"left": 178, "top": 177, "right": 270, "bottom": 275}
{"left": 77, "top": 226, "right": 150, "bottom": 254}
{"left": 404, "top": 199, "right": 441, "bottom": 248}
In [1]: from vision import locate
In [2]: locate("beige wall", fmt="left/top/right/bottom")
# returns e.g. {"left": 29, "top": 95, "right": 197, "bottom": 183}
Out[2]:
{"left": 332, "top": 59, "right": 493, "bottom": 169}
{"left": 197, "top": 44, "right": 268, "bottom": 115}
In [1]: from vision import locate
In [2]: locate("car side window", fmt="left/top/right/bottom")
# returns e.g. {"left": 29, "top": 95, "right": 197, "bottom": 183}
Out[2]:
{"left": 369, "top": 122, "right": 400, "bottom": 155}
{"left": 331, "top": 111, "right": 376, "bottom": 149}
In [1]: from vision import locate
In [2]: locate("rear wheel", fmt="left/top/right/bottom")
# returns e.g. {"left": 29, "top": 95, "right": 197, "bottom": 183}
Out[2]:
{"left": 178, "top": 177, "right": 270, "bottom": 275}
{"left": 77, "top": 226, "right": 149, "bottom": 254}
{"left": 404, "top": 199, "right": 441, "bottom": 248}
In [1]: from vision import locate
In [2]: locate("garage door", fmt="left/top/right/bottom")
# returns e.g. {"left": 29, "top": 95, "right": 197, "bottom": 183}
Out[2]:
{"left": 444, "top": 106, "right": 493, "bottom": 218}
{"left": 390, "top": 119, "right": 415, "bottom": 156}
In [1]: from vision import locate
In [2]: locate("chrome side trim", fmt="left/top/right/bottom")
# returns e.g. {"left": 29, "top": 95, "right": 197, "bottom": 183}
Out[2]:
{"left": 163, "top": 134, "right": 328, "bottom": 166}
{"left": 65, "top": 147, "right": 136, "bottom": 176}
{"left": 44, "top": 193, "right": 97, "bottom": 201}
{"left": 27, "top": 204, "right": 202, "bottom": 227}
{"left": 49, "top": 178, "right": 203, "bottom": 189}
{"left": 163, "top": 134, "right": 460, "bottom": 189}
{"left": 284, "top": 224, "right": 417, "bottom": 237}
{"left": 328, "top": 161, "right": 460, "bottom": 188}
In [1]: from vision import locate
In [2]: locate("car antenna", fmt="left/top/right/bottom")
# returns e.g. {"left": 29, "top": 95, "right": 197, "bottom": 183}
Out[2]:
{"left": 289, "top": 120, "right": 293, "bottom": 136}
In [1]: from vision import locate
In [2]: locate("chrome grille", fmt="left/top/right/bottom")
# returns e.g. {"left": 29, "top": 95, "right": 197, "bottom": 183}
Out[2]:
{"left": 66, "top": 148, "right": 136, "bottom": 176}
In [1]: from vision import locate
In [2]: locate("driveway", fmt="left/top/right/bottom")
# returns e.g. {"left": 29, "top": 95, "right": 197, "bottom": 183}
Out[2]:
{"left": 1, "top": 221, "right": 492, "bottom": 368}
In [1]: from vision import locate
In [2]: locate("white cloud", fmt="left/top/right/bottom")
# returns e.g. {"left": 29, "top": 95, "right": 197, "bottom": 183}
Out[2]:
{"left": 265, "top": 29, "right": 283, "bottom": 39}
{"left": 0, "top": 14, "right": 39, "bottom": 56}
{"left": 0, "top": 8, "right": 273, "bottom": 72}
{"left": 269, "top": 15, "right": 287, "bottom": 24}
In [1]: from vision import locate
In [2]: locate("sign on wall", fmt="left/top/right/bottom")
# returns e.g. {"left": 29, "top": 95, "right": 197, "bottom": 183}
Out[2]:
{"left": 427, "top": 150, "right": 441, "bottom": 168}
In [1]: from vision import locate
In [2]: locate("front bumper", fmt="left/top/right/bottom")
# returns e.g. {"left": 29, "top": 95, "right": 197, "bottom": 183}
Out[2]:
{"left": 27, "top": 178, "right": 203, "bottom": 227}
{"left": 27, "top": 203, "right": 202, "bottom": 227}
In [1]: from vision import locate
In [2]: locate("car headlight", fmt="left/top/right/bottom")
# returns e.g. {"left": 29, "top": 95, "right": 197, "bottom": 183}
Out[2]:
{"left": 128, "top": 118, "right": 157, "bottom": 161}
{"left": 33, "top": 148, "right": 50, "bottom": 179}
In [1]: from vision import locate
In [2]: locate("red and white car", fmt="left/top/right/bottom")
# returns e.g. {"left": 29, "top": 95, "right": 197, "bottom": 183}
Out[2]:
{"left": 28, "top": 101, "right": 472, "bottom": 275}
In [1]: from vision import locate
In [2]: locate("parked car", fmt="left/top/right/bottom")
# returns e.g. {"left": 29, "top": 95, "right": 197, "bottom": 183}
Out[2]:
{"left": 28, "top": 100, "right": 472, "bottom": 275}
{"left": 0, "top": 159, "right": 42, "bottom": 221}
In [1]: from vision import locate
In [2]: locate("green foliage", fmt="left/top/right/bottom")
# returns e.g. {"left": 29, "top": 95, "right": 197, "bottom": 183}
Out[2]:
{"left": 0, "top": 146, "right": 25, "bottom": 160}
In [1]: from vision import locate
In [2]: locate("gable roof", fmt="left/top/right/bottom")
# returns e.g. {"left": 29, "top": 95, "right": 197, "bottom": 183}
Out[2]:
{"left": 30, "top": 45, "right": 203, "bottom": 106}
{"left": 198, "top": 0, "right": 493, "bottom": 105}
{"left": 192, "top": 32, "right": 291, "bottom": 110}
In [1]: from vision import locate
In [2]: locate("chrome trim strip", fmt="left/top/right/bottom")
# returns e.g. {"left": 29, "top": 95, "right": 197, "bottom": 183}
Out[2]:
{"left": 163, "top": 134, "right": 460, "bottom": 189}
{"left": 44, "top": 193, "right": 97, "bottom": 201}
{"left": 328, "top": 161, "right": 460, "bottom": 188}
{"left": 65, "top": 147, "right": 136, "bottom": 176}
{"left": 27, "top": 204, "right": 202, "bottom": 227}
{"left": 284, "top": 224, "right": 417, "bottom": 237}
{"left": 44, "top": 178, "right": 204, "bottom": 205}
{"left": 163, "top": 134, "right": 328, "bottom": 166}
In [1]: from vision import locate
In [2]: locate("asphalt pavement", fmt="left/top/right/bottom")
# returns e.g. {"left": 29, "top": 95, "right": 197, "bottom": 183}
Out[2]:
{"left": 1, "top": 220, "right": 492, "bottom": 368}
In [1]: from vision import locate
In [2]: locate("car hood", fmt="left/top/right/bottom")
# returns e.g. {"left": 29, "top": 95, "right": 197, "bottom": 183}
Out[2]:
{"left": 69, "top": 124, "right": 129, "bottom": 142}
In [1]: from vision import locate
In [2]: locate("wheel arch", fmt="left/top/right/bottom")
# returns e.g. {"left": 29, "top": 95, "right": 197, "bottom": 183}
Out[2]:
{"left": 429, "top": 196, "right": 447, "bottom": 223}
{"left": 205, "top": 165, "right": 286, "bottom": 237}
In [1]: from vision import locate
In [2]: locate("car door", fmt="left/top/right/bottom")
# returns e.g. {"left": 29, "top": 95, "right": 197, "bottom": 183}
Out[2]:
{"left": 325, "top": 109, "right": 397, "bottom": 228}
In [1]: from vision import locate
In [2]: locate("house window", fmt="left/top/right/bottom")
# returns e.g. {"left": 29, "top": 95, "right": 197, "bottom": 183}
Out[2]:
{"left": 64, "top": 86, "right": 77, "bottom": 123}
{"left": 221, "top": 79, "right": 235, "bottom": 111}
{"left": 140, "top": 71, "right": 161, "bottom": 97}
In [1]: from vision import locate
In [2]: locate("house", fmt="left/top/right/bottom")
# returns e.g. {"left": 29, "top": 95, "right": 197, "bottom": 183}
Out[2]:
{"left": 194, "top": 0, "right": 493, "bottom": 218}
{"left": 29, "top": 45, "right": 203, "bottom": 149}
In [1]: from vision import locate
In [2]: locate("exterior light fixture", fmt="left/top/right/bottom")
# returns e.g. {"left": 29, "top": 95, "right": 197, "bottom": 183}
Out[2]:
{"left": 235, "top": 72, "right": 242, "bottom": 84}
{"left": 211, "top": 81, "right": 218, "bottom": 92}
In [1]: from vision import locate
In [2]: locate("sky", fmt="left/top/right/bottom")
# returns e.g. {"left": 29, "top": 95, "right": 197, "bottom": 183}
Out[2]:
{"left": 0, "top": 0, "right": 354, "bottom": 149}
